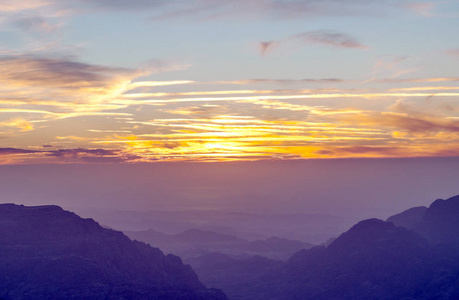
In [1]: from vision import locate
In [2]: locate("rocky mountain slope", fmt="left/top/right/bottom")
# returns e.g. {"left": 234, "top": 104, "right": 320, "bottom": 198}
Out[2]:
{"left": 0, "top": 204, "right": 226, "bottom": 300}
{"left": 189, "top": 195, "right": 459, "bottom": 300}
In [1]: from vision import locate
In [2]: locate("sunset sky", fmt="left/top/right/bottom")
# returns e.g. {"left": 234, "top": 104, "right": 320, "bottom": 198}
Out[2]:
{"left": 1, "top": 0, "right": 459, "bottom": 164}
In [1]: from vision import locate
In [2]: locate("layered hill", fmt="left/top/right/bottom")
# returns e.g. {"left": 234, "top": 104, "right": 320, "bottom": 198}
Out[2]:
{"left": 0, "top": 204, "right": 226, "bottom": 300}
{"left": 126, "top": 228, "right": 312, "bottom": 261}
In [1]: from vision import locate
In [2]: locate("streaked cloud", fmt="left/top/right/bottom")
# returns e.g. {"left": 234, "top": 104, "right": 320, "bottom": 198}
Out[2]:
{"left": 0, "top": 54, "right": 188, "bottom": 119}
{"left": 0, "top": 0, "right": 51, "bottom": 13}
{"left": 12, "top": 15, "right": 61, "bottom": 33}
{"left": 0, "top": 118, "right": 34, "bottom": 131}
{"left": 220, "top": 78, "right": 351, "bottom": 85}
{"left": 147, "top": 0, "right": 412, "bottom": 21}
{"left": 261, "top": 30, "right": 369, "bottom": 55}
{"left": 0, "top": 147, "right": 139, "bottom": 164}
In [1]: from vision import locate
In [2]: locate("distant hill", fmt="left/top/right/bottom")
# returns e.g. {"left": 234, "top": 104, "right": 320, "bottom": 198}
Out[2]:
{"left": 125, "top": 228, "right": 313, "bottom": 261}
{"left": 0, "top": 204, "right": 226, "bottom": 300}
{"left": 76, "top": 208, "right": 354, "bottom": 244}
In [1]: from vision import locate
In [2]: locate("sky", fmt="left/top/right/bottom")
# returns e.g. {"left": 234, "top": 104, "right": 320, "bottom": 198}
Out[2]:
{"left": 1, "top": 158, "right": 458, "bottom": 219}
{"left": 0, "top": 0, "right": 458, "bottom": 163}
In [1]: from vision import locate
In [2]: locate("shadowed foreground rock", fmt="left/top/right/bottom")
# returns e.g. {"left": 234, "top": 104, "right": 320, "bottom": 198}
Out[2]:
{"left": 0, "top": 204, "right": 227, "bottom": 300}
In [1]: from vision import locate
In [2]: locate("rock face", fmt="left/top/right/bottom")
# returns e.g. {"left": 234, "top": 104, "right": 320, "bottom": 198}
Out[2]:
{"left": 0, "top": 204, "right": 226, "bottom": 300}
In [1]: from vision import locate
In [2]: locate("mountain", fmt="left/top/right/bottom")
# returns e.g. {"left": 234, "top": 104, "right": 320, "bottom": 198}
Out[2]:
{"left": 187, "top": 253, "right": 284, "bottom": 300}
{"left": 387, "top": 195, "right": 459, "bottom": 248}
{"left": 0, "top": 204, "right": 226, "bottom": 300}
{"left": 275, "top": 219, "right": 437, "bottom": 300}
{"left": 125, "top": 228, "right": 312, "bottom": 261}
{"left": 175, "top": 229, "right": 245, "bottom": 244}
{"left": 76, "top": 208, "right": 355, "bottom": 244}
{"left": 414, "top": 195, "right": 459, "bottom": 248}
{"left": 224, "top": 195, "right": 459, "bottom": 299}
{"left": 386, "top": 206, "right": 427, "bottom": 229}
{"left": 244, "top": 236, "right": 312, "bottom": 253}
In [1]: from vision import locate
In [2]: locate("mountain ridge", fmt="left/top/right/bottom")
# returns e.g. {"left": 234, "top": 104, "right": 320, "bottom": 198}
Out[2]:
{"left": 0, "top": 203, "right": 226, "bottom": 300}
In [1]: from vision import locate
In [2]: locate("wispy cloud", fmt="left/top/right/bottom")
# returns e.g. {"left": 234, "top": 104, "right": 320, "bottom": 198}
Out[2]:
{"left": 405, "top": 2, "right": 437, "bottom": 17}
{"left": 0, "top": 54, "right": 188, "bottom": 114}
{"left": 260, "top": 30, "right": 369, "bottom": 55}
{"left": 220, "top": 78, "right": 351, "bottom": 85}
{"left": 0, "top": 147, "right": 139, "bottom": 164}
{"left": 12, "top": 15, "right": 61, "bottom": 33}
{"left": 0, "top": 118, "right": 34, "bottom": 132}
{"left": 148, "top": 0, "right": 408, "bottom": 21}
{"left": 447, "top": 49, "right": 459, "bottom": 57}
{"left": 0, "top": 0, "right": 51, "bottom": 13}
{"left": 376, "top": 77, "right": 459, "bottom": 83}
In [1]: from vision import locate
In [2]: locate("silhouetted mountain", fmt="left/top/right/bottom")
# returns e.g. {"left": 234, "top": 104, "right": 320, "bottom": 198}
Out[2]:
{"left": 175, "top": 229, "right": 245, "bottom": 244}
{"left": 77, "top": 208, "right": 354, "bottom": 244}
{"left": 187, "top": 253, "right": 284, "bottom": 300}
{"left": 244, "top": 237, "right": 312, "bottom": 254}
{"left": 230, "top": 195, "right": 459, "bottom": 299}
{"left": 126, "top": 228, "right": 312, "bottom": 261}
{"left": 414, "top": 195, "right": 459, "bottom": 248}
{"left": 387, "top": 195, "right": 459, "bottom": 249}
{"left": 126, "top": 228, "right": 244, "bottom": 249}
{"left": 0, "top": 204, "right": 226, "bottom": 300}
{"left": 125, "top": 228, "right": 247, "bottom": 259}
{"left": 276, "top": 219, "right": 436, "bottom": 300}
{"left": 386, "top": 206, "right": 427, "bottom": 229}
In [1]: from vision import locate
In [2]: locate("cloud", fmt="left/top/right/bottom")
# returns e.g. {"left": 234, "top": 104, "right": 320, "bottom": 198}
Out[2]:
{"left": 405, "top": 2, "right": 436, "bottom": 17}
{"left": 0, "top": 55, "right": 133, "bottom": 88}
{"left": 12, "top": 15, "right": 61, "bottom": 33}
{"left": 0, "top": 55, "right": 189, "bottom": 119}
{"left": 447, "top": 49, "right": 459, "bottom": 57}
{"left": 259, "top": 41, "right": 277, "bottom": 56}
{"left": 260, "top": 30, "right": 368, "bottom": 55}
{"left": 0, "top": 148, "right": 39, "bottom": 154}
{"left": 0, "top": 147, "right": 140, "bottom": 164}
{"left": 0, "top": 0, "right": 51, "bottom": 13}
{"left": 338, "top": 98, "right": 459, "bottom": 134}
{"left": 376, "top": 77, "right": 459, "bottom": 83}
{"left": 333, "top": 146, "right": 402, "bottom": 155}
{"left": 0, "top": 118, "right": 34, "bottom": 132}
{"left": 149, "top": 0, "right": 405, "bottom": 21}
{"left": 46, "top": 148, "right": 117, "bottom": 158}
{"left": 295, "top": 30, "right": 369, "bottom": 49}
{"left": 74, "top": 0, "right": 166, "bottom": 11}
{"left": 127, "top": 80, "right": 195, "bottom": 90}
{"left": 216, "top": 77, "right": 459, "bottom": 85}
{"left": 138, "top": 59, "right": 191, "bottom": 75}
{"left": 0, "top": 0, "right": 414, "bottom": 23}
{"left": 0, "top": 55, "right": 136, "bottom": 122}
